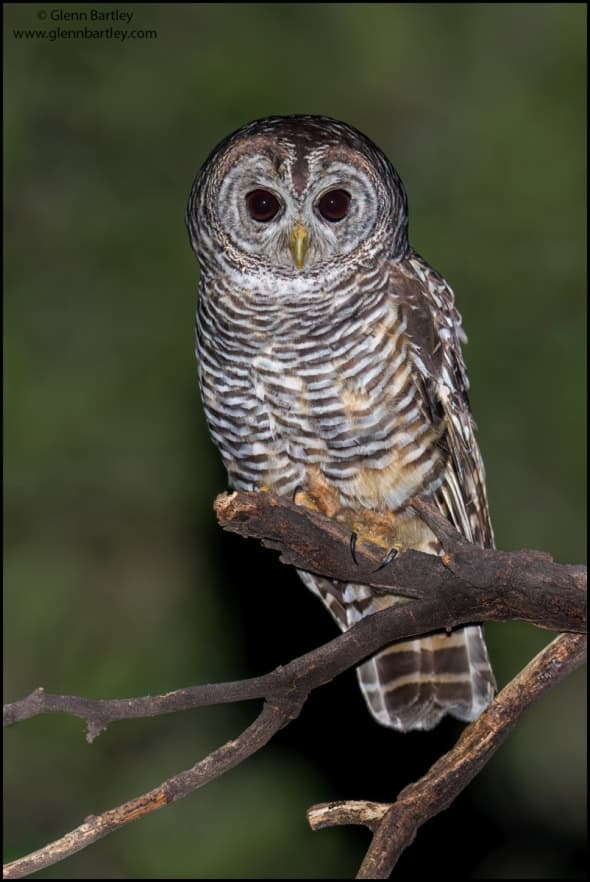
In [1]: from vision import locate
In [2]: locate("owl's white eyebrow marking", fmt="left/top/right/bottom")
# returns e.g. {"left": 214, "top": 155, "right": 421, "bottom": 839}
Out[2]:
{"left": 289, "top": 142, "right": 310, "bottom": 196}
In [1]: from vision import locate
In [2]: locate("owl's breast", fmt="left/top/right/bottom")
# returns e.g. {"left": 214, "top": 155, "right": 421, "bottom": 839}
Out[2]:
{"left": 198, "top": 280, "right": 443, "bottom": 510}
{"left": 246, "top": 318, "right": 442, "bottom": 511}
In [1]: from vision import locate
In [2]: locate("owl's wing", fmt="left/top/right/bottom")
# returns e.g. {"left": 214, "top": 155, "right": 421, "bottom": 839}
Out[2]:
{"left": 297, "top": 253, "right": 497, "bottom": 731}
{"left": 393, "top": 252, "right": 494, "bottom": 550}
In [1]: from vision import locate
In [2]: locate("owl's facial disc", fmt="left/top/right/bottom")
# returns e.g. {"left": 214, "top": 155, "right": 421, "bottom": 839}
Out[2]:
{"left": 215, "top": 152, "right": 383, "bottom": 271}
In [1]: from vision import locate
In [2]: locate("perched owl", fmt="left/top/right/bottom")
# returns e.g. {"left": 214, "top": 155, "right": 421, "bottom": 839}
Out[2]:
{"left": 186, "top": 115, "right": 496, "bottom": 731}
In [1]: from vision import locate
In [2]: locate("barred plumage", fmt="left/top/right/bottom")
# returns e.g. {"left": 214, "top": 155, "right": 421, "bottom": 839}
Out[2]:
{"left": 187, "top": 115, "right": 496, "bottom": 731}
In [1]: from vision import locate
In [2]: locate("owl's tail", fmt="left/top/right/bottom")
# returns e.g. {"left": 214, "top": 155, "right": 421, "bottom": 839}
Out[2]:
{"left": 297, "top": 570, "right": 496, "bottom": 731}
{"left": 356, "top": 623, "right": 496, "bottom": 731}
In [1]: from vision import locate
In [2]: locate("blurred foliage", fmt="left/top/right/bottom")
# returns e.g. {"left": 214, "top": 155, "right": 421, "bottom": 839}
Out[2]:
{"left": 4, "top": 3, "right": 585, "bottom": 879}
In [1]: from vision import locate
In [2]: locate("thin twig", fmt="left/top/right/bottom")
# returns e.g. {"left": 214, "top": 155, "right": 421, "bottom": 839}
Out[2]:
{"left": 3, "top": 697, "right": 304, "bottom": 880}
{"left": 3, "top": 676, "right": 279, "bottom": 743}
{"left": 307, "top": 800, "right": 390, "bottom": 834}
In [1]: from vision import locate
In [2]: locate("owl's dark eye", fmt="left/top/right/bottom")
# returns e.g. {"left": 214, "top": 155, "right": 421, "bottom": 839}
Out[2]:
{"left": 246, "top": 189, "right": 280, "bottom": 222}
{"left": 318, "top": 189, "right": 351, "bottom": 222}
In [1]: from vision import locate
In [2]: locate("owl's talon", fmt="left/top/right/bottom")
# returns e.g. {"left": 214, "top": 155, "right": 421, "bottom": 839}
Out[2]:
{"left": 350, "top": 531, "right": 359, "bottom": 566}
{"left": 373, "top": 546, "right": 400, "bottom": 573}
{"left": 292, "top": 484, "right": 304, "bottom": 504}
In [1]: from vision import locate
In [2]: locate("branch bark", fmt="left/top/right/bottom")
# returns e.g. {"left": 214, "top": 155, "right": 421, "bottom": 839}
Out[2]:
{"left": 3, "top": 491, "right": 586, "bottom": 879}
{"left": 214, "top": 491, "right": 586, "bottom": 633}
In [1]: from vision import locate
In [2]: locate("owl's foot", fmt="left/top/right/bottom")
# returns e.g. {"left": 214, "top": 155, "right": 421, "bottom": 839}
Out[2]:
{"left": 345, "top": 509, "right": 402, "bottom": 570}
{"left": 293, "top": 480, "right": 402, "bottom": 570}
{"left": 350, "top": 530, "right": 401, "bottom": 570}
{"left": 292, "top": 481, "right": 341, "bottom": 519}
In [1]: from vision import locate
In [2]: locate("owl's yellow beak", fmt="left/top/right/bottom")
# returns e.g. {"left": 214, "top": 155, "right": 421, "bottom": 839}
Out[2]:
{"left": 289, "top": 222, "right": 309, "bottom": 270}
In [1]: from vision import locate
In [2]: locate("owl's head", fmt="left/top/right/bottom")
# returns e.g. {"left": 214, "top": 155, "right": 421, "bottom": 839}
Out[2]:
{"left": 187, "top": 116, "right": 409, "bottom": 277}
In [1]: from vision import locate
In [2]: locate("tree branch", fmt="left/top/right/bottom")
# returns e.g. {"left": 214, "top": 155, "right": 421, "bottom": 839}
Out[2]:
{"left": 4, "top": 490, "right": 586, "bottom": 878}
{"left": 214, "top": 491, "right": 586, "bottom": 633}
{"left": 3, "top": 698, "right": 304, "bottom": 880}
{"left": 307, "top": 631, "right": 586, "bottom": 879}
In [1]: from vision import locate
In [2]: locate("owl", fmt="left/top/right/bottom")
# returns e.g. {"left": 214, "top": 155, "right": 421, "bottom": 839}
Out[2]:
{"left": 186, "top": 115, "right": 496, "bottom": 731}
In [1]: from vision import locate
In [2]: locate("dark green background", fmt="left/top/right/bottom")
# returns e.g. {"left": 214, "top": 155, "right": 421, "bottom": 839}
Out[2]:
{"left": 4, "top": 3, "right": 586, "bottom": 879}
